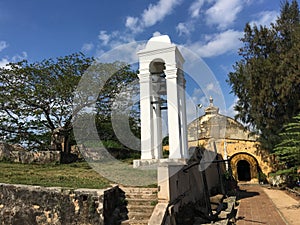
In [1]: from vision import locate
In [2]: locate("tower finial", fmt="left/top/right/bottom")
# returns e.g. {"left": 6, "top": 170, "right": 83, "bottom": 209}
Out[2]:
{"left": 205, "top": 96, "right": 219, "bottom": 115}
{"left": 209, "top": 96, "right": 213, "bottom": 106}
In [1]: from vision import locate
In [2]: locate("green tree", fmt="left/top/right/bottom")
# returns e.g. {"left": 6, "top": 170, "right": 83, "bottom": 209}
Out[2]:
{"left": 227, "top": 0, "right": 300, "bottom": 151}
{"left": 0, "top": 53, "right": 93, "bottom": 151}
{"left": 274, "top": 113, "right": 300, "bottom": 177}
{"left": 63, "top": 60, "right": 140, "bottom": 151}
{"left": 92, "top": 62, "right": 139, "bottom": 149}
{"left": 0, "top": 53, "right": 139, "bottom": 152}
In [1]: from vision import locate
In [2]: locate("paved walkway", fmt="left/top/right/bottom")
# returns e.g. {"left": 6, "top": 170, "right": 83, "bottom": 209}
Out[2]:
{"left": 236, "top": 184, "right": 300, "bottom": 225}
{"left": 264, "top": 187, "right": 300, "bottom": 225}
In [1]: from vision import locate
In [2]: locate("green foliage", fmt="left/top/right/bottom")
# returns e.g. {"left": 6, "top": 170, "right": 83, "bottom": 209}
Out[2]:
{"left": 162, "top": 136, "right": 169, "bottom": 146}
{"left": 101, "top": 140, "right": 123, "bottom": 149}
{"left": 0, "top": 53, "right": 140, "bottom": 152}
{"left": 0, "top": 53, "right": 93, "bottom": 150}
{"left": 150, "top": 200, "right": 158, "bottom": 206}
{"left": 273, "top": 113, "right": 300, "bottom": 176}
{"left": 258, "top": 170, "right": 267, "bottom": 183}
{"left": 223, "top": 170, "right": 231, "bottom": 180}
{"left": 227, "top": 0, "right": 300, "bottom": 151}
{"left": 94, "top": 64, "right": 140, "bottom": 148}
{"left": 73, "top": 61, "right": 140, "bottom": 150}
{"left": 163, "top": 150, "right": 169, "bottom": 158}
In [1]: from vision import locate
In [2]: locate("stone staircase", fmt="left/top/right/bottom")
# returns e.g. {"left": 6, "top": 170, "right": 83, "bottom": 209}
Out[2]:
{"left": 121, "top": 187, "right": 158, "bottom": 225}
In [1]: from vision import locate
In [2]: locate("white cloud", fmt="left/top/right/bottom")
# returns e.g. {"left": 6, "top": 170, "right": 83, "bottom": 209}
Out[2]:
{"left": 188, "top": 29, "right": 243, "bottom": 58}
{"left": 175, "top": 0, "right": 205, "bottom": 37}
{"left": 0, "top": 58, "right": 10, "bottom": 68}
{"left": 178, "top": 0, "right": 243, "bottom": 37}
{"left": 176, "top": 22, "right": 191, "bottom": 36}
{"left": 223, "top": 97, "right": 239, "bottom": 118}
{"left": 186, "top": 88, "right": 207, "bottom": 123}
{"left": 244, "top": 0, "right": 264, "bottom": 5}
{"left": 97, "top": 29, "right": 136, "bottom": 49}
{"left": 125, "top": 16, "right": 141, "bottom": 33}
{"left": 125, "top": 0, "right": 182, "bottom": 33}
{"left": 190, "top": 88, "right": 204, "bottom": 104}
{"left": 98, "top": 30, "right": 111, "bottom": 45}
{"left": 11, "top": 51, "right": 27, "bottom": 62}
{"left": 96, "top": 41, "right": 146, "bottom": 64}
{"left": 250, "top": 10, "right": 278, "bottom": 27}
{"left": 205, "top": 0, "right": 243, "bottom": 30}
{"left": 142, "top": 0, "right": 182, "bottom": 26}
{"left": 0, "top": 52, "right": 27, "bottom": 69}
{"left": 81, "top": 43, "right": 94, "bottom": 52}
{"left": 189, "top": 0, "right": 205, "bottom": 18}
{"left": 0, "top": 41, "right": 9, "bottom": 68}
{"left": 125, "top": 16, "right": 138, "bottom": 28}
{"left": 0, "top": 42, "right": 27, "bottom": 68}
{"left": 0, "top": 41, "right": 8, "bottom": 52}
{"left": 205, "top": 83, "right": 216, "bottom": 92}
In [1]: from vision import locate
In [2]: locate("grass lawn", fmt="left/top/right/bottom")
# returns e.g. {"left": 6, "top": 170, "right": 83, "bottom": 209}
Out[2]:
{"left": 0, "top": 161, "right": 111, "bottom": 189}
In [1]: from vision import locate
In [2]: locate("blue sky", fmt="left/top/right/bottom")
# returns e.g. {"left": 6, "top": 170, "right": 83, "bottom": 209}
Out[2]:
{"left": 0, "top": 0, "right": 292, "bottom": 120}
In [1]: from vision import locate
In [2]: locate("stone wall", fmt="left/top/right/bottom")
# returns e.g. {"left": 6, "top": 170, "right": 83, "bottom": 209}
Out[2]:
{"left": 0, "top": 142, "right": 61, "bottom": 164}
{"left": 187, "top": 109, "right": 275, "bottom": 182}
{"left": 0, "top": 183, "right": 124, "bottom": 225}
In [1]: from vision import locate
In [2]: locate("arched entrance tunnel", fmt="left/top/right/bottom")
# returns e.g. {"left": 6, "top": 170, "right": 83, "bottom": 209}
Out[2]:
{"left": 230, "top": 153, "right": 260, "bottom": 182}
{"left": 237, "top": 160, "right": 251, "bottom": 181}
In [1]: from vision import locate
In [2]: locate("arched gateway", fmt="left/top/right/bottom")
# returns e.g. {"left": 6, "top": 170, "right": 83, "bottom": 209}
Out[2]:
{"left": 188, "top": 99, "right": 275, "bottom": 183}
{"left": 237, "top": 160, "right": 251, "bottom": 181}
{"left": 230, "top": 152, "right": 259, "bottom": 182}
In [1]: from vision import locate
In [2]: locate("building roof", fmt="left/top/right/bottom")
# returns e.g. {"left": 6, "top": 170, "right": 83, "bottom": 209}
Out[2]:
{"left": 188, "top": 97, "right": 257, "bottom": 141}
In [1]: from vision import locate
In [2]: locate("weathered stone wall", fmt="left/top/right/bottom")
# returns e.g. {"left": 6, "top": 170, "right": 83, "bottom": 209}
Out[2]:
{"left": 187, "top": 110, "right": 275, "bottom": 182}
{"left": 0, "top": 143, "right": 61, "bottom": 164}
{"left": 0, "top": 183, "right": 123, "bottom": 225}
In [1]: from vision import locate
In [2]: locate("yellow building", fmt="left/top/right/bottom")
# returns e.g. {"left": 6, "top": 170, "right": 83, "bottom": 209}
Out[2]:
{"left": 188, "top": 98, "right": 275, "bottom": 183}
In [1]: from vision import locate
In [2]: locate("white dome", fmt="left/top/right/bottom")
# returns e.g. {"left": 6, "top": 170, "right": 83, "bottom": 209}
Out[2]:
{"left": 145, "top": 35, "right": 172, "bottom": 50}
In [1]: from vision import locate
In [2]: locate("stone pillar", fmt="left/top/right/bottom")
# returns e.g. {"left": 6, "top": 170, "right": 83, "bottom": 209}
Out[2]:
{"left": 138, "top": 70, "right": 154, "bottom": 159}
{"left": 178, "top": 71, "right": 188, "bottom": 158}
{"left": 165, "top": 68, "right": 183, "bottom": 159}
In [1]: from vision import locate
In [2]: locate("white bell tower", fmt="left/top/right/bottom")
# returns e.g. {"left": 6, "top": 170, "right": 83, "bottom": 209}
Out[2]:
{"left": 136, "top": 35, "right": 188, "bottom": 165}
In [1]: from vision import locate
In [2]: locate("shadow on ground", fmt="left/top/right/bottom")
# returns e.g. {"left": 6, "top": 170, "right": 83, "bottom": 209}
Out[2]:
{"left": 236, "top": 186, "right": 260, "bottom": 200}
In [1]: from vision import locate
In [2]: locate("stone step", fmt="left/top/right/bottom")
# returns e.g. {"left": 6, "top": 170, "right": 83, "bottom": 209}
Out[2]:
{"left": 127, "top": 205, "right": 155, "bottom": 213}
{"left": 127, "top": 198, "right": 157, "bottom": 206}
{"left": 128, "top": 212, "right": 151, "bottom": 220}
{"left": 121, "top": 219, "right": 148, "bottom": 225}
{"left": 121, "top": 187, "right": 158, "bottom": 225}
{"left": 210, "top": 194, "right": 224, "bottom": 210}
{"left": 122, "top": 187, "right": 157, "bottom": 195}
{"left": 126, "top": 193, "right": 157, "bottom": 199}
